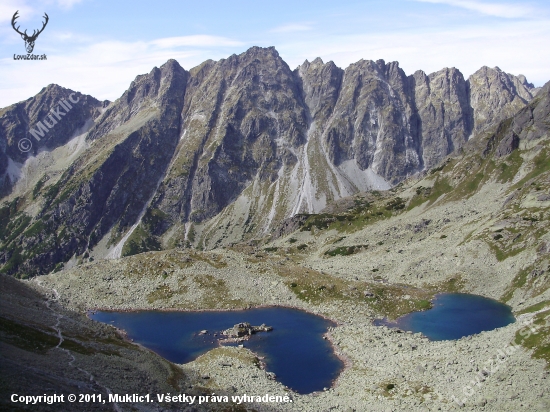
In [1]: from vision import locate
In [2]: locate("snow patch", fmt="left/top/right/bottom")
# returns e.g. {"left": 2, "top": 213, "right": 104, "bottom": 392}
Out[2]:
{"left": 338, "top": 160, "right": 391, "bottom": 191}
{"left": 264, "top": 179, "right": 280, "bottom": 232}
{"left": 106, "top": 172, "right": 166, "bottom": 260}
{"left": 106, "top": 221, "right": 140, "bottom": 260}
{"left": 6, "top": 157, "right": 23, "bottom": 183}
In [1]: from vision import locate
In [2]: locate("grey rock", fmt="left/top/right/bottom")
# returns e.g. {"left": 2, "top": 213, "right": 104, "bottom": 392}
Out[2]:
{"left": 0, "top": 84, "right": 106, "bottom": 195}
{"left": 469, "top": 66, "right": 537, "bottom": 136}
{"left": 0, "top": 47, "right": 543, "bottom": 277}
{"left": 223, "top": 322, "right": 273, "bottom": 338}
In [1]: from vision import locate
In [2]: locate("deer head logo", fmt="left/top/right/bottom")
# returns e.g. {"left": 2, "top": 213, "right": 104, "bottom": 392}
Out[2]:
{"left": 11, "top": 11, "right": 49, "bottom": 54}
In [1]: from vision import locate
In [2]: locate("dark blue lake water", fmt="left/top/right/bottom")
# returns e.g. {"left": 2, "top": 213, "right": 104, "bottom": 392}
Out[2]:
{"left": 374, "top": 293, "right": 515, "bottom": 340}
{"left": 90, "top": 307, "right": 343, "bottom": 394}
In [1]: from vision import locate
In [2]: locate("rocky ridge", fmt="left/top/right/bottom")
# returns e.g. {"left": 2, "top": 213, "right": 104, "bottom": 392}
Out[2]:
{"left": 0, "top": 84, "right": 107, "bottom": 197}
{"left": 0, "top": 47, "right": 541, "bottom": 278}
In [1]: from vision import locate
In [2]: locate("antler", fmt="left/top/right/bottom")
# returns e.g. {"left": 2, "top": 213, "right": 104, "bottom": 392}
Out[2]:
{"left": 11, "top": 11, "right": 49, "bottom": 40}
{"left": 32, "top": 13, "right": 49, "bottom": 39}
{"left": 11, "top": 11, "right": 27, "bottom": 37}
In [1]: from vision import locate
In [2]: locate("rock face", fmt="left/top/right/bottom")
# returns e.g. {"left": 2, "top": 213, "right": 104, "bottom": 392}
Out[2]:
{"left": 411, "top": 68, "right": 472, "bottom": 170}
{"left": 223, "top": 322, "right": 273, "bottom": 338}
{"left": 469, "top": 66, "right": 538, "bottom": 136}
{"left": 0, "top": 85, "right": 107, "bottom": 196}
{"left": 0, "top": 60, "right": 187, "bottom": 276}
{"left": 483, "top": 81, "right": 550, "bottom": 158}
{"left": 0, "top": 47, "right": 542, "bottom": 276}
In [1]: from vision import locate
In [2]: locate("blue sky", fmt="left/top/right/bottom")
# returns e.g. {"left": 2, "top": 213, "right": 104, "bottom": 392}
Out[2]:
{"left": 1, "top": 0, "right": 549, "bottom": 107}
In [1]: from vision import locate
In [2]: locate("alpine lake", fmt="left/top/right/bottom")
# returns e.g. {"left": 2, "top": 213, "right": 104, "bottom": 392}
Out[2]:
{"left": 90, "top": 306, "right": 343, "bottom": 394}
{"left": 375, "top": 293, "right": 515, "bottom": 340}
{"left": 91, "top": 293, "right": 515, "bottom": 393}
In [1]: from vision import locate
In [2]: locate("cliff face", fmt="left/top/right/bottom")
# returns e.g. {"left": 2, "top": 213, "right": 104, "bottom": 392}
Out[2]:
{"left": 0, "top": 60, "right": 188, "bottom": 276}
{"left": 0, "top": 47, "right": 541, "bottom": 276}
{"left": 0, "top": 85, "right": 106, "bottom": 196}
{"left": 469, "top": 66, "right": 538, "bottom": 136}
{"left": 411, "top": 67, "right": 472, "bottom": 170}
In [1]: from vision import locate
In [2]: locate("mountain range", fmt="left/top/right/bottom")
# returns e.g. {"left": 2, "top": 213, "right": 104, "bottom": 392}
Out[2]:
{"left": 0, "top": 46, "right": 543, "bottom": 277}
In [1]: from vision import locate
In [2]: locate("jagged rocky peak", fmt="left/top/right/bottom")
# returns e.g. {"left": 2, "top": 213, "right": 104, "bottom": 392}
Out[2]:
{"left": 0, "top": 57, "right": 190, "bottom": 275}
{"left": 1, "top": 84, "right": 105, "bottom": 157}
{"left": 484, "top": 79, "right": 550, "bottom": 158}
{"left": 517, "top": 73, "right": 535, "bottom": 89}
{"left": 411, "top": 66, "right": 472, "bottom": 170}
{"left": 0, "top": 84, "right": 106, "bottom": 194}
{"left": 468, "top": 66, "right": 539, "bottom": 135}
{"left": 88, "top": 59, "right": 188, "bottom": 141}
{"left": 318, "top": 58, "right": 421, "bottom": 183}
{"left": 154, "top": 45, "right": 308, "bottom": 226}
{"left": 296, "top": 57, "right": 343, "bottom": 120}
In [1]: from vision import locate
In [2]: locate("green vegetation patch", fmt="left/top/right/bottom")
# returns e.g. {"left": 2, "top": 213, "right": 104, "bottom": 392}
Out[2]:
{"left": 501, "top": 258, "right": 550, "bottom": 303}
{"left": 300, "top": 214, "right": 352, "bottom": 232}
{"left": 0, "top": 314, "right": 107, "bottom": 356}
{"left": 502, "top": 266, "right": 531, "bottom": 302}
{"left": 0, "top": 247, "right": 24, "bottom": 276}
{"left": 32, "top": 175, "right": 49, "bottom": 199}
{"left": 385, "top": 197, "right": 405, "bottom": 211}
{"left": 514, "top": 309, "right": 550, "bottom": 368}
{"left": 299, "top": 204, "right": 397, "bottom": 235}
{"left": 143, "top": 208, "right": 170, "bottom": 230}
{"left": 407, "top": 177, "right": 453, "bottom": 210}
{"left": 0, "top": 316, "right": 58, "bottom": 354}
{"left": 364, "top": 285, "right": 434, "bottom": 320}
{"left": 430, "top": 276, "right": 466, "bottom": 293}
{"left": 192, "top": 274, "right": 242, "bottom": 308}
{"left": 517, "top": 300, "right": 550, "bottom": 315}
{"left": 22, "top": 220, "right": 46, "bottom": 237}
{"left": 513, "top": 148, "right": 550, "bottom": 189}
{"left": 324, "top": 245, "right": 368, "bottom": 257}
{"left": 189, "top": 251, "right": 227, "bottom": 269}
{"left": 0, "top": 199, "right": 32, "bottom": 247}
{"left": 484, "top": 230, "right": 526, "bottom": 263}
{"left": 497, "top": 149, "right": 523, "bottom": 183}
{"left": 147, "top": 285, "right": 175, "bottom": 303}
{"left": 278, "top": 264, "right": 432, "bottom": 319}
{"left": 121, "top": 224, "right": 162, "bottom": 257}
{"left": 450, "top": 171, "right": 484, "bottom": 200}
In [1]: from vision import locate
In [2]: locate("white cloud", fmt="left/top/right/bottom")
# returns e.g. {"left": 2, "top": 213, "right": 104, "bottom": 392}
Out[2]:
{"left": 150, "top": 35, "right": 244, "bottom": 49}
{"left": 55, "top": 0, "right": 84, "bottom": 8}
{"left": 277, "top": 18, "right": 550, "bottom": 87}
{"left": 0, "top": 0, "right": 84, "bottom": 22}
{"left": 413, "top": 0, "right": 533, "bottom": 18}
{"left": 0, "top": 1, "right": 34, "bottom": 23}
{"left": 0, "top": 34, "right": 246, "bottom": 107}
{"left": 270, "top": 23, "right": 313, "bottom": 33}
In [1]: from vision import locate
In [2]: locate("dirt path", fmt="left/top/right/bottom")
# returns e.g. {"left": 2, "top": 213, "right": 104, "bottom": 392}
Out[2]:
{"left": 36, "top": 280, "right": 122, "bottom": 412}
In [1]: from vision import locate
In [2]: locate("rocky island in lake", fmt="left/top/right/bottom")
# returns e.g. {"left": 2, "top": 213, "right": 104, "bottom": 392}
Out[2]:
{"left": 223, "top": 322, "right": 273, "bottom": 339}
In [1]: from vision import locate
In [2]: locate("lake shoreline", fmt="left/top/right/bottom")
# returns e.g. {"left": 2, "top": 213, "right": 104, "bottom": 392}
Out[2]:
{"left": 89, "top": 305, "right": 350, "bottom": 394}
{"left": 373, "top": 292, "right": 516, "bottom": 341}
